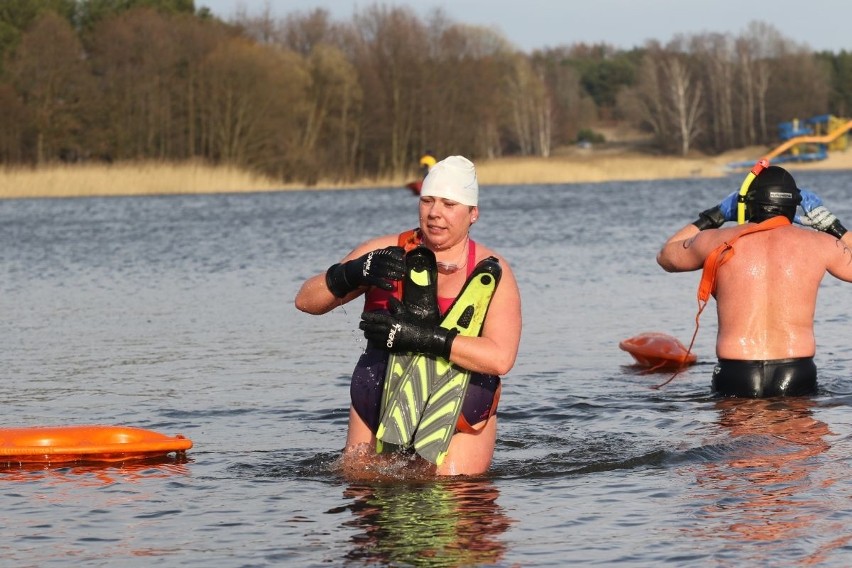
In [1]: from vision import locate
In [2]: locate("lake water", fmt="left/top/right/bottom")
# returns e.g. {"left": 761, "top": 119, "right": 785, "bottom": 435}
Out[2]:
{"left": 2, "top": 171, "right": 852, "bottom": 566}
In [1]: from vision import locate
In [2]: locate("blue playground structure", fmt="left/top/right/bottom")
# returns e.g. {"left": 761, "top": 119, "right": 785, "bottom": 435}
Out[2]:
{"left": 728, "top": 114, "right": 852, "bottom": 169}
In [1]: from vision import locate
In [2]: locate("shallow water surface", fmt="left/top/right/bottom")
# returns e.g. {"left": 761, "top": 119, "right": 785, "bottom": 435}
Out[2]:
{"left": 2, "top": 172, "right": 852, "bottom": 566}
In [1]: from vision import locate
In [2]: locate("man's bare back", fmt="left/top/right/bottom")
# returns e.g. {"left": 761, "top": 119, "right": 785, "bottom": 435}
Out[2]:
{"left": 684, "top": 224, "right": 851, "bottom": 359}
{"left": 657, "top": 165, "right": 852, "bottom": 396}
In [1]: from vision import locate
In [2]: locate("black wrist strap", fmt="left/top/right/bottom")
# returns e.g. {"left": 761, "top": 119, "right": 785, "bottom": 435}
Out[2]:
{"left": 692, "top": 206, "right": 726, "bottom": 231}
{"left": 325, "top": 263, "right": 353, "bottom": 298}
{"left": 439, "top": 328, "right": 458, "bottom": 359}
{"left": 827, "top": 220, "right": 848, "bottom": 240}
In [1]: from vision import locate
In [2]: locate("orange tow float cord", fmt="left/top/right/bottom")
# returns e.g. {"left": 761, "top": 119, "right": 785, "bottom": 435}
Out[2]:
{"left": 654, "top": 216, "right": 791, "bottom": 389}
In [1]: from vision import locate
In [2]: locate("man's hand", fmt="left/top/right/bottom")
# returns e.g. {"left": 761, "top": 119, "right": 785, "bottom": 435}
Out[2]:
{"left": 796, "top": 189, "right": 848, "bottom": 239}
{"left": 693, "top": 191, "right": 738, "bottom": 230}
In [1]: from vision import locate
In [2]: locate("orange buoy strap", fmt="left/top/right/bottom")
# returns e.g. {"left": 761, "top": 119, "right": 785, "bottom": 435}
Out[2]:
{"left": 654, "top": 216, "right": 791, "bottom": 389}
{"left": 698, "top": 216, "right": 791, "bottom": 303}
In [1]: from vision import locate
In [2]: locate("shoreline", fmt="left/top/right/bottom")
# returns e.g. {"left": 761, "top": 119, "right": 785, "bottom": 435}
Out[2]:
{"left": 2, "top": 147, "right": 851, "bottom": 199}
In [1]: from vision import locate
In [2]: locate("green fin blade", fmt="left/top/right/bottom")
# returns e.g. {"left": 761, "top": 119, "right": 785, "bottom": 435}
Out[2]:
{"left": 377, "top": 247, "right": 439, "bottom": 449}
{"left": 376, "top": 256, "right": 502, "bottom": 462}
{"left": 410, "top": 257, "right": 501, "bottom": 464}
{"left": 413, "top": 368, "right": 471, "bottom": 464}
{"left": 377, "top": 354, "right": 436, "bottom": 448}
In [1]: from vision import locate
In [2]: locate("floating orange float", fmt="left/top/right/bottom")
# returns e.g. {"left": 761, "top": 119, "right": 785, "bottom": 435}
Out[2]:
{"left": 0, "top": 425, "right": 193, "bottom": 464}
{"left": 619, "top": 332, "right": 697, "bottom": 369}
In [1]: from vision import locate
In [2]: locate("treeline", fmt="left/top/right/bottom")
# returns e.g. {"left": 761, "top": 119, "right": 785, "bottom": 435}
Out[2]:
{"left": 2, "top": 0, "right": 852, "bottom": 184}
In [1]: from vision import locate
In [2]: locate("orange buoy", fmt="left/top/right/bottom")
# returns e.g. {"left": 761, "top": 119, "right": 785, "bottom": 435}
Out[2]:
{"left": 0, "top": 425, "right": 193, "bottom": 464}
{"left": 619, "top": 332, "right": 697, "bottom": 369}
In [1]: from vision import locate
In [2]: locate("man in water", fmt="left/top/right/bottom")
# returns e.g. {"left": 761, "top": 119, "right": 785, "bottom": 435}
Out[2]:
{"left": 657, "top": 165, "right": 852, "bottom": 397}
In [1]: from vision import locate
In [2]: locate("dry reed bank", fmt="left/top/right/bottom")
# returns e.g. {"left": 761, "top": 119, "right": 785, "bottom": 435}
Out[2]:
{"left": 2, "top": 148, "right": 852, "bottom": 199}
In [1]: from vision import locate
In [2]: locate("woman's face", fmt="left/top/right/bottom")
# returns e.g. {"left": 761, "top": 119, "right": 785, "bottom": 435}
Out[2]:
{"left": 418, "top": 196, "right": 477, "bottom": 250}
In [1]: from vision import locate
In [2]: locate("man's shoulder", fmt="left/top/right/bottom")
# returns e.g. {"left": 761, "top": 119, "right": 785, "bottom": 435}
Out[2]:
{"left": 776, "top": 224, "right": 833, "bottom": 243}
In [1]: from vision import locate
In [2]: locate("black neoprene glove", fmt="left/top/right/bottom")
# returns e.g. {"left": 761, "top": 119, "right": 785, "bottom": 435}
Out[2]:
{"left": 325, "top": 246, "right": 405, "bottom": 298}
{"left": 360, "top": 298, "right": 457, "bottom": 359}
{"left": 692, "top": 206, "right": 727, "bottom": 231}
{"left": 692, "top": 191, "right": 737, "bottom": 230}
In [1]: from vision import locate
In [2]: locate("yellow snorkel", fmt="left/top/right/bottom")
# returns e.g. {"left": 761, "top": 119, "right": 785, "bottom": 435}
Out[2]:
{"left": 737, "top": 159, "right": 770, "bottom": 224}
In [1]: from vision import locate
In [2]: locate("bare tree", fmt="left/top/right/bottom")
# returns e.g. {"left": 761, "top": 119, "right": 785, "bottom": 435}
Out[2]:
{"left": 505, "top": 54, "right": 552, "bottom": 156}
{"left": 199, "top": 37, "right": 310, "bottom": 178}
{"left": 621, "top": 43, "right": 669, "bottom": 147}
{"left": 232, "top": 0, "right": 276, "bottom": 44}
{"left": 268, "top": 9, "right": 363, "bottom": 181}
{"left": 427, "top": 22, "right": 515, "bottom": 159}
{"left": 170, "top": 14, "right": 233, "bottom": 160}
{"left": 348, "top": 5, "right": 427, "bottom": 178}
{"left": 531, "top": 47, "right": 595, "bottom": 150}
{"left": 0, "top": 83, "right": 26, "bottom": 162}
{"left": 301, "top": 43, "right": 363, "bottom": 182}
{"left": 7, "top": 11, "right": 94, "bottom": 163}
{"left": 740, "top": 21, "right": 790, "bottom": 143}
{"left": 279, "top": 8, "right": 336, "bottom": 55}
{"left": 89, "top": 8, "right": 188, "bottom": 160}
{"left": 662, "top": 53, "right": 704, "bottom": 155}
{"left": 691, "top": 32, "right": 736, "bottom": 151}
{"left": 617, "top": 41, "right": 703, "bottom": 155}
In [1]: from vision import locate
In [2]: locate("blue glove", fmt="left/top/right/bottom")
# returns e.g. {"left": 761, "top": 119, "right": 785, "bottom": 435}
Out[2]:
{"left": 693, "top": 191, "right": 738, "bottom": 230}
{"left": 718, "top": 190, "right": 738, "bottom": 222}
{"left": 795, "top": 188, "right": 848, "bottom": 239}
{"left": 794, "top": 189, "right": 823, "bottom": 225}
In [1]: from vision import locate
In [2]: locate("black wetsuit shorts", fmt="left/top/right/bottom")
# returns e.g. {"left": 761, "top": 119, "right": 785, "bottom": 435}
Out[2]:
{"left": 349, "top": 345, "right": 500, "bottom": 434}
{"left": 712, "top": 357, "right": 817, "bottom": 397}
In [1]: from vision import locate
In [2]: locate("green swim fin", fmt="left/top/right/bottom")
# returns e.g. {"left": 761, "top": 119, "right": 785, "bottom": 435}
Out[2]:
{"left": 413, "top": 257, "right": 501, "bottom": 465}
{"left": 377, "top": 256, "right": 502, "bottom": 465}
{"left": 376, "top": 246, "right": 438, "bottom": 454}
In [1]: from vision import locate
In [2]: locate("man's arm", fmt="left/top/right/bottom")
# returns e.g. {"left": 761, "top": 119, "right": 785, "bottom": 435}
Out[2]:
{"left": 824, "top": 225, "right": 852, "bottom": 283}
{"left": 796, "top": 188, "right": 852, "bottom": 282}
{"left": 658, "top": 191, "right": 738, "bottom": 272}
{"left": 657, "top": 224, "right": 705, "bottom": 272}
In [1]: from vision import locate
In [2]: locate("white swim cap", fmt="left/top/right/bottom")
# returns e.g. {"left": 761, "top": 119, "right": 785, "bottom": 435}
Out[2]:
{"left": 420, "top": 155, "right": 478, "bottom": 206}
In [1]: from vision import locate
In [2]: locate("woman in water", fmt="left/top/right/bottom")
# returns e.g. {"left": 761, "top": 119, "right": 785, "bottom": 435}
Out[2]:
{"left": 295, "top": 156, "right": 522, "bottom": 476}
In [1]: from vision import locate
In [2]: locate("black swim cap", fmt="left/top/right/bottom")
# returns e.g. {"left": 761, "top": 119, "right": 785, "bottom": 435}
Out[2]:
{"left": 744, "top": 166, "right": 802, "bottom": 222}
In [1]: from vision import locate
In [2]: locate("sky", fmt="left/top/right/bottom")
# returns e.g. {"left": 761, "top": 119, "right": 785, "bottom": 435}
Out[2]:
{"left": 196, "top": 0, "right": 851, "bottom": 53}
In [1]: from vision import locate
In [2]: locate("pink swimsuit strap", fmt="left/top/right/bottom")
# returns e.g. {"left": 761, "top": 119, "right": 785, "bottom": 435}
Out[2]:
{"left": 437, "top": 240, "right": 477, "bottom": 314}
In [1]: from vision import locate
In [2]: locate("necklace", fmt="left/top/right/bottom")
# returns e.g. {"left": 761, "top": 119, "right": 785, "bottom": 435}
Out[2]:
{"left": 436, "top": 236, "right": 469, "bottom": 273}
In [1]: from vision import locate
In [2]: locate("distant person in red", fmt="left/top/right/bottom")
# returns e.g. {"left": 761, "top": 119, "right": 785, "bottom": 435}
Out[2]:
{"left": 407, "top": 150, "right": 438, "bottom": 195}
{"left": 657, "top": 166, "right": 852, "bottom": 397}
{"left": 419, "top": 150, "right": 437, "bottom": 179}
